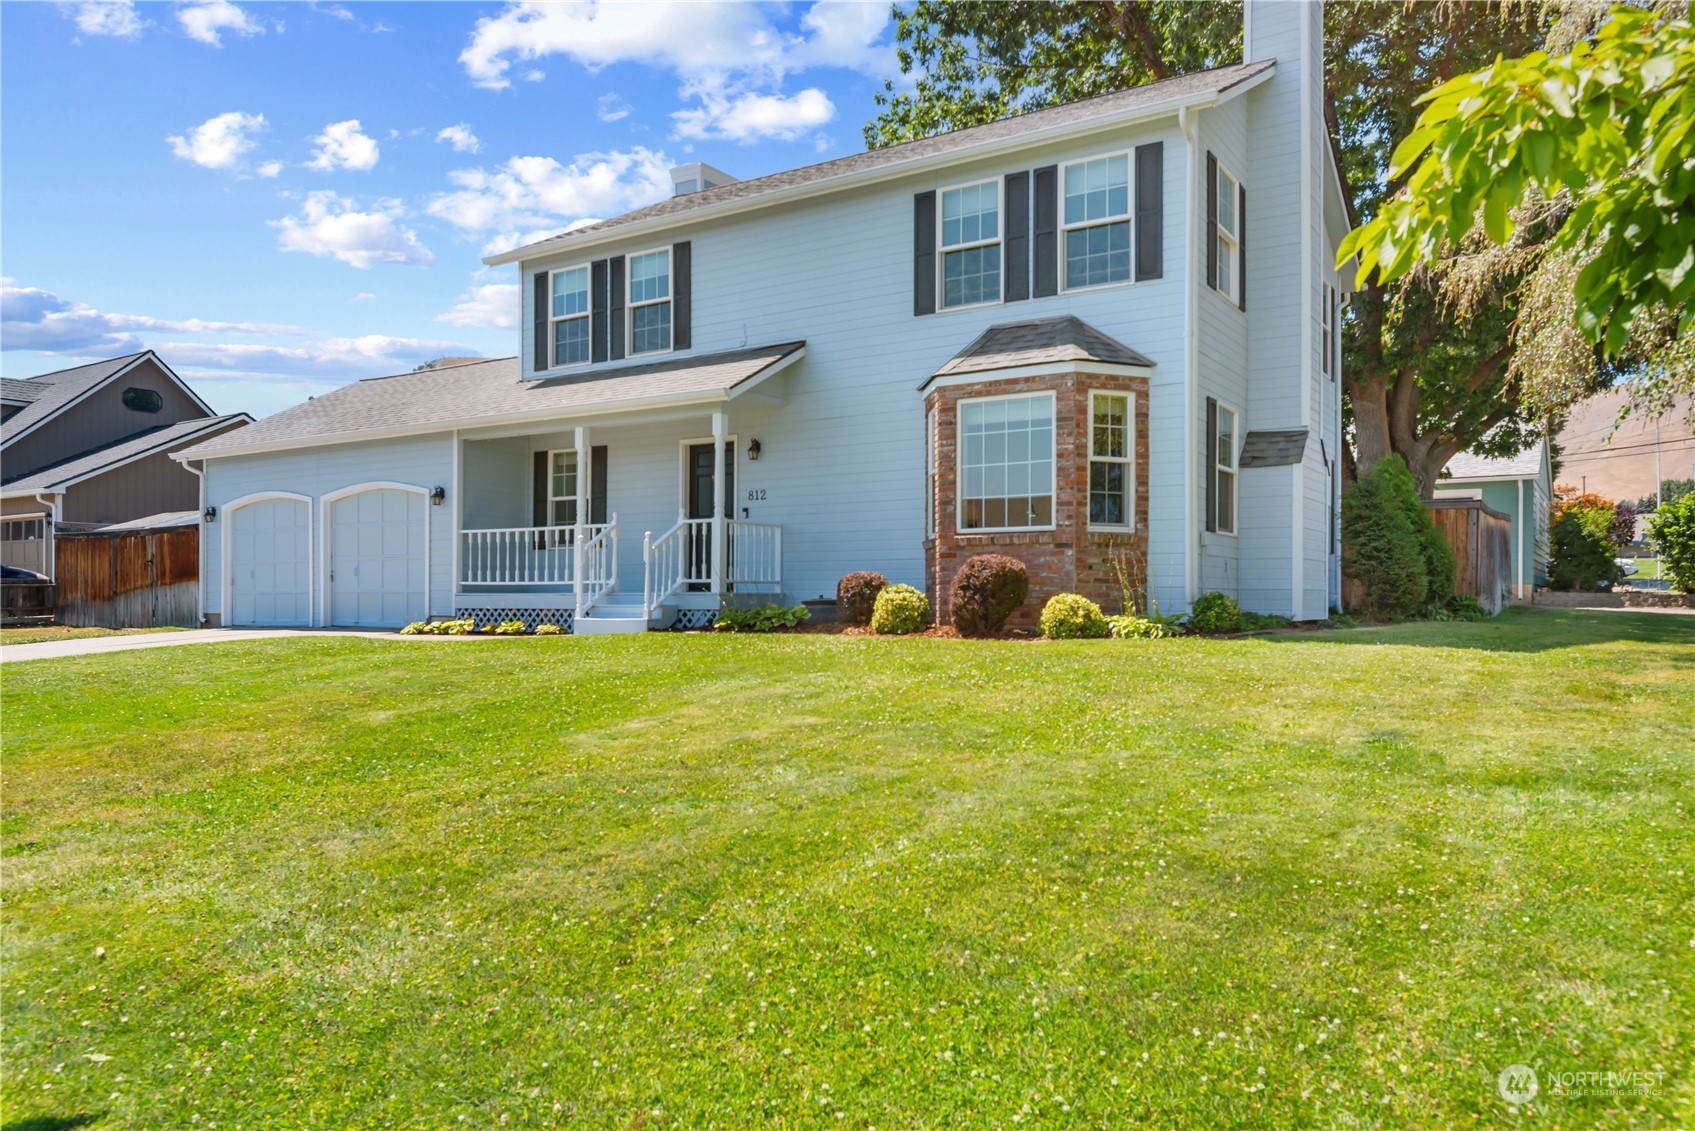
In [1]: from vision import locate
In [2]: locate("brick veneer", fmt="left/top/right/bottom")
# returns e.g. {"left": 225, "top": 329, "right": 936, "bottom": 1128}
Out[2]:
{"left": 923, "top": 370, "right": 1150, "bottom": 629}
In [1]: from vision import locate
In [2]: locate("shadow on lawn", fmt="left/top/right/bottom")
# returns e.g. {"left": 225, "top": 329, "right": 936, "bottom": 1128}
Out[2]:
{"left": 1263, "top": 607, "right": 1695, "bottom": 655}
{"left": 2, "top": 1117, "right": 104, "bottom": 1131}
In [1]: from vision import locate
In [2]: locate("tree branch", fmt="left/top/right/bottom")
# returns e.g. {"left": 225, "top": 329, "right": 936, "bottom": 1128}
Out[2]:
{"left": 1107, "top": 3, "right": 1172, "bottom": 79}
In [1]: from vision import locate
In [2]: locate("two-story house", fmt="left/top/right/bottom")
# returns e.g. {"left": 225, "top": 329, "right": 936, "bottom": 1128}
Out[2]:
{"left": 178, "top": 0, "right": 1349, "bottom": 632}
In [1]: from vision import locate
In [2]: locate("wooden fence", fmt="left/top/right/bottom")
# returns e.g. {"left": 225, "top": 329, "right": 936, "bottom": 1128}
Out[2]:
{"left": 1427, "top": 500, "right": 1513, "bottom": 614}
{"left": 56, "top": 527, "right": 199, "bottom": 628}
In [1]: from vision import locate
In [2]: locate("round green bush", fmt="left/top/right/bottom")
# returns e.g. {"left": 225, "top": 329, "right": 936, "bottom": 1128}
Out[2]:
{"left": 836, "top": 571, "right": 888, "bottom": 625}
{"left": 1549, "top": 498, "right": 1619, "bottom": 591}
{"left": 869, "top": 583, "right": 929, "bottom": 634}
{"left": 1039, "top": 593, "right": 1109, "bottom": 639}
{"left": 1187, "top": 591, "right": 1243, "bottom": 634}
{"left": 949, "top": 553, "right": 1030, "bottom": 636}
{"left": 1342, "top": 454, "right": 1439, "bottom": 619}
{"left": 1647, "top": 493, "right": 1695, "bottom": 593}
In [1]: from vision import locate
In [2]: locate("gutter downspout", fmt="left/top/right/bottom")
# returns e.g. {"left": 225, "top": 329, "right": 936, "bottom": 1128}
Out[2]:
{"left": 183, "top": 461, "right": 206, "bottom": 626}
{"left": 33, "top": 492, "right": 59, "bottom": 582}
{"left": 1179, "top": 103, "right": 1201, "bottom": 608}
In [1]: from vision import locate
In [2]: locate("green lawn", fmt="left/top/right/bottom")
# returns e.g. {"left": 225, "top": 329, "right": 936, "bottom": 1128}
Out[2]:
{"left": 3, "top": 609, "right": 1691, "bottom": 1128}
{"left": 0, "top": 625, "right": 185, "bottom": 646}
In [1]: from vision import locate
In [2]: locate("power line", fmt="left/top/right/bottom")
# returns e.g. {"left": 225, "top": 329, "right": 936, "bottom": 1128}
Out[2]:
{"left": 1556, "top": 436, "right": 1694, "bottom": 463}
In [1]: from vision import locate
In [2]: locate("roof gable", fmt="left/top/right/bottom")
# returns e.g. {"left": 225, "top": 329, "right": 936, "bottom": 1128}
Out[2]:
{"left": 0, "top": 352, "right": 214, "bottom": 449}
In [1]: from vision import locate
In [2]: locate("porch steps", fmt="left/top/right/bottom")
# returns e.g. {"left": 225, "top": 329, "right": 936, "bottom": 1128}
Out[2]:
{"left": 574, "top": 601, "right": 657, "bottom": 635}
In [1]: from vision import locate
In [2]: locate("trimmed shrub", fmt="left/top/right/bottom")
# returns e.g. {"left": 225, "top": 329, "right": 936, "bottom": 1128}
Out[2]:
{"left": 1549, "top": 494, "right": 1619, "bottom": 590}
{"left": 949, "top": 554, "right": 1030, "bottom": 636}
{"left": 1646, "top": 493, "right": 1695, "bottom": 593}
{"left": 533, "top": 623, "right": 563, "bottom": 635}
{"left": 870, "top": 584, "right": 929, "bottom": 634}
{"left": 1107, "top": 614, "right": 1174, "bottom": 639}
{"left": 1039, "top": 593, "right": 1109, "bottom": 639}
{"left": 715, "top": 604, "right": 811, "bottom": 632}
{"left": 836, "top": 571, "right": 888, "bottom": 625}
{"left": 1342, "top": 455, "right": 1436, "bottom": 619}
{"left": 1187, "top": 591, "right": 1243, "bottom": 634}
{"left": 493, "top": 619, "right": 528, "bottom": 635}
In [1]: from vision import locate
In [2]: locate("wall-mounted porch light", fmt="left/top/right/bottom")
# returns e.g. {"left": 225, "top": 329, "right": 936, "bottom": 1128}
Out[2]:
{"left": 431, "top": 486, "right": 447, "bottom": 506}
{"left": 747, "top": 438, "right": 762, "bottom": 461}
{"left": 203, "top": 505, "right": 217, "bottom": 523}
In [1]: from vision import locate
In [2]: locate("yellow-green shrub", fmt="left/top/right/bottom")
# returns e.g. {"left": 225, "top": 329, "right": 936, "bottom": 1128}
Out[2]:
{"left": 1039, "top": 593, "right": 1108, "bottom": 639}
{"left": 870, "top": 584, "right": 929, "bottom": 634}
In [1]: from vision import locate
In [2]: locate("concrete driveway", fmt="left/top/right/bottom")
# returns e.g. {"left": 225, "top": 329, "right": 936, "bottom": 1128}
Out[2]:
{"left": 0, "top": 628, "right": 495, "bottom": 663}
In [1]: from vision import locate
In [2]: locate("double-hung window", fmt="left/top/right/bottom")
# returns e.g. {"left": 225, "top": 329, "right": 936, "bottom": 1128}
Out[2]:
{"left": 550, "top": 266, "right": 590, "bottom": 367}
{"left": 628, "top": 248, "right": 672, "bottom": 354}
{"left": 959, "top": 393, "right": 1054, "bottom": 530}
{"left": 1088, "top": 391, "right": 1134, "bottom": 528}
{"left": 1063, "top": 154, "right": 1131, "bottom": 289}
{"left": 1214, "top": 164, "right": 1241, "bottom": 303}
{"left": 1214, "top": 404, "right": 1238, "bottom": 535}
{"left": 940, "top": 181, "right": 1000, "bottom": 308}
{"left": 549, "top": 449, "right": 579, "bottom": 527}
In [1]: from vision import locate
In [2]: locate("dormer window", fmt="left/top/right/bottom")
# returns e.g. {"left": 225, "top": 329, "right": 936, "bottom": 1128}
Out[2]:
{"left": 628, "top": 248, "right": 672, "bottom": 354}
{"left": 940, "top": 181, "right": 1000, "bottom": 308}
{"left": 550, "top": 266, "right": 591, "bottom": 367}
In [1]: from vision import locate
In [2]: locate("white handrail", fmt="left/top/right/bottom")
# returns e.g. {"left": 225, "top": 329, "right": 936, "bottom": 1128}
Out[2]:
{"left": 580, "top": 514, "right": 618, "bottom": 613}
{"left": 727, "top": 520, "right": 782, "bottom": 592}
{"left": 643, "top": 514, "right": 714, "bottom": 618}
{"left": 460, "top": 525, "right": 577, "bottom": 586}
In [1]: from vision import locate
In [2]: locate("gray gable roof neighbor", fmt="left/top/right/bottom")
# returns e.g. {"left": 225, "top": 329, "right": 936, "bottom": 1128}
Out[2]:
{"left": 925, "top": 316, "right": 1154, "bottom": 386}
{"left": 0, "top": 352, "right": 151, "bottom": 444}
{"left": 1, "top": 378, "right": 47, "bottom": 404}
{"left": 490, "top": 61, "right": 1275, "bottom": 265}
{"left": 181, "top": 343, "right": 807, "bottom": 458}
{"left": 1443, "top": 444, "right": 1547, "bottom": 482}
{"left": 2, "top": 414, "right": 251, "bottom": 493}
{"left": 1239, "top": 429, "right": 1310, "bottom": 468}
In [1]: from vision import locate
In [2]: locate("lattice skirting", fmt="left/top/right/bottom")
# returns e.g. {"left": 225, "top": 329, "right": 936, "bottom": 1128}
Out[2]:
{"left": 669, "top": 608, "right": 718, "bottom": 631}
{"left": 455, "top": 606, "right": 576, "bottom": 633}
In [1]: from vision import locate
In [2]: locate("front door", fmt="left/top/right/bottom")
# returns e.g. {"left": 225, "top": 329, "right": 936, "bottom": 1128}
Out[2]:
{"left": 685, "top": 441, "right": 733, "bottom": 589}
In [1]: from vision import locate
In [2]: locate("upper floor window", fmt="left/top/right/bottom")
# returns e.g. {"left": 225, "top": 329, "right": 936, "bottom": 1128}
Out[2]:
{"left": 628, "top": 249, "right": 672, "bottom": 354}
{"left": 1063, "top": 154, "right": 1131, "bottom": 289}
{"left": 1089, "top": 391, "right": 1134, "bottom": 528}
{"left": 551, "top": 266, "right": 590, "bottom": 367}
{"left": 1214, "top": 403, "right": 1238, "bottom": 535}
{"left": 959, "top": 393, "right": 1054, "bottom": 531}
{"left": 940, "top": 181, "right": 1000, "bottom": 308}
{"left": 1214, "top": 164, "right": 1241, "bottom": 303}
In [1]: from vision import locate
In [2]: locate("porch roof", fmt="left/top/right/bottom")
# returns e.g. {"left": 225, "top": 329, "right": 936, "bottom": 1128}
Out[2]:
{"left": 177, "top": 342, "right": 807, "bottom": 460}
{"left": 921, "top": 316, "right": 1155, "bottom": 388}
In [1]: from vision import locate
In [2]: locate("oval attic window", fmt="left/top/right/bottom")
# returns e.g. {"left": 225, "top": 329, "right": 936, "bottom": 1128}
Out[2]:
{"left": 122, "top": 387, "right": 164, "bottom": 413}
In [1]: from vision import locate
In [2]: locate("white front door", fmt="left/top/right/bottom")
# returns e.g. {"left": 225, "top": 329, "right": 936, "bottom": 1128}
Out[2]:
{"left": 229, "top": 498, "right": 311, "bottom": 626}
{"left": 329, "top": 489, "right": 426, "bottom": 627}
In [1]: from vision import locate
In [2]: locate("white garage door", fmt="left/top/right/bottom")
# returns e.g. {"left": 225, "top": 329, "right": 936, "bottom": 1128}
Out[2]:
{"left": 329, "top": 489, "right": 426, "bottom": 627}
{"left": 229, "top": 498, "right": 311, "bottom": 626}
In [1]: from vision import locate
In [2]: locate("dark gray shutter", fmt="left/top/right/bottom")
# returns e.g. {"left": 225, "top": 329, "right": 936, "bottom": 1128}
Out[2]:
{"left": 591, "top": 445, "right": 608, "bottom": 525}
{"left": 1004, "top": 171, "right": 1030, "bottom": 302}
{"left": 1134, "top": 142, "right": 1163, "bottom": 281}
{"left": 672, "top": 241, "right": 691, "bottom": 350}
{"left": 1032, "top": 164, "right": 1058, "bottom": 297}
{"left": 1205, "top": 152, "right": 1218, "bottom": 291}
{"left": 533, "top": 272, "right": 550, "bottom": 373}
{"left": 532, "top": 450, "right": 549, "bottom": 526}
{"left": 591, "top": 259, "right": 608, "bottom": 363}
{"left": 913, "top": 191, "right": 937, "bottom": 316}
{"left": 609, "top": 256, "right": 626, "bottom": 360}
{"left": 1204, "top": 397, "right": 1218, "bottom": 533}
{"left": 1237, "top": 183, "right": 1247, "bottom": 311}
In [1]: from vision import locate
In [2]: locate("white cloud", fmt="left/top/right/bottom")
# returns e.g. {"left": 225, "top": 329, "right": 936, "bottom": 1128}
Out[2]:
{"left": 271, "top": 191, "right": 433, "bottom": 269}
{"left": 437, "top": 283, "right": 520, "bottom": 329}
{"left": 672, "top": 86, "right": 833, "bottom": 142}
{"left": 177, "top": 0, "right": 264, "bottom": 46}
{"left": 1, "top": 278, "right": 301, "bottom": 354}
{"left": 308, "top": 1, "right": 353, "bottom": 19}
{"left": 353, "top": 292, "right": 377, "bottom": 301}
{"left": 307, "top": 119, "right": 380, "bottom": 172}
{"left": 436, "top": 123, "right": 481, "bottom": 154}
{"left": 166, "top": 111, "right": 268, "bottom": 171}
{"left": 426, "top": 147, "right": 671, "bottom": 247}
{"left": 61, "top": 1, "right": 144, "bottom": 38}
{"left": 596, "top": 93, "right": 631, "bottom": 123}
{"left": 256, "top": 160, "right": 283, "bottom": 178}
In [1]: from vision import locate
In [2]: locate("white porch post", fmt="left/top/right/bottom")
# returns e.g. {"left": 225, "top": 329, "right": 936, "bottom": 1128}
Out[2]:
{"left": 574, "top": 424, "right": 589, "bottom": 617}
{"left": 711, "top": 408, "right": 726, "bottom": 597}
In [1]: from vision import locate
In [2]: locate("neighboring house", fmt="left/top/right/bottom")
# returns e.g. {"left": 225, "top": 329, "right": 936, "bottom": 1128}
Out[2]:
{"left": 1434, "top": 438, "right": 1553, "bottom": 600}
{"left": 177, "top": 0, "right": 1347, "bottom": 632}
{"left": 1, "top": 352, "right": 250, "bottom": 579}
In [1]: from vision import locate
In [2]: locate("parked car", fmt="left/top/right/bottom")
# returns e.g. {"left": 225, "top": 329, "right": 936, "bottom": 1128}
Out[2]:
{"left": 1615, "top": 557, "right": 1638, "bottom": 577}
{"left": 1, "top": 563, "right": 49, "bottom": 581}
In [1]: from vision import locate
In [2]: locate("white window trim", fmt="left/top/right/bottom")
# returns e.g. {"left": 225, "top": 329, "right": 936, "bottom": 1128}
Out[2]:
{"left": 1321, "top": 282, "right": 1335, "bottom": 379}
{"left": 548, "top": 263, "right": 593, "bottom": 370}
{"left": 1060, "top": 149, "right": 1136, "bottom": 295}
{"left": 955, "top": 389, "right": 1057, "bottom": 535}
{"left": 924, "top": 405, "right": 937, "bottom": 538}
{"left": 1213, "top": 400, "right": 1239, "bottom": 537}
{"left": 1087, "top": 389, "right": 1136, "bottom": 532}
{"left": 1213, "top": 160, "right": 1241, "bottom": 305}
{"left": 936, "top": 177, "right": 1004, "bottom": 312}
{"left": 626, "top": 246, "right": 674, "bottom": 357}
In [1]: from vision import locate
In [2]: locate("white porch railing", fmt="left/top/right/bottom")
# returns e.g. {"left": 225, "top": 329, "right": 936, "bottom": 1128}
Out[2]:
{"left": 579, "top": 515, "right": 618, "bottom": 613}
{"left": 642, "top": 517, "right": 781, "bottom": 617}
{"left": 727, "top": 521, "right": 782, "bottom": 592}
{"left": 460, "top": 523, "right": 610, "bottom": 587}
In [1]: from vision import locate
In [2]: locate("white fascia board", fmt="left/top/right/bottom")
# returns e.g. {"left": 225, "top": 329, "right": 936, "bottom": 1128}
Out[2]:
{"left": 484, "top": 72, "right": 1275, "bottom": 269}
{"left": 920, "top": 359, "right": 1154, "bottom": 392}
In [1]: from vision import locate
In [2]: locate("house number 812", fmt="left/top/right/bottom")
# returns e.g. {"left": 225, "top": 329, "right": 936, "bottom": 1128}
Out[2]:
{"left": 746, "top": 488, "right": 767, "bottom": 501}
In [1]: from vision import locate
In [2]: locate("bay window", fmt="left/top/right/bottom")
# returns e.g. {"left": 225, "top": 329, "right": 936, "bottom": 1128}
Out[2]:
{"left": 1088, "top": 391, "right": 1134, "bottom": 528}
{"left": 959, "top": 393, "right": 1054, "bottom": 530}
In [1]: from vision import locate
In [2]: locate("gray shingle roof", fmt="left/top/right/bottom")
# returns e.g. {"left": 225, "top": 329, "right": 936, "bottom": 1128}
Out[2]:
{"left": 2, "top": 414, "right": 250, "bottom": 492}
{"left": 0, "top": 353, "right": 149, "bottom": 444}
{"left": 89, "top": 510, "right": 200, "bottom": 532}
{"left": 493, "top": 61, "right": 1275, "bottom": 264}
{"left": 1239, "top": 429, "right": 1310, "bottom": 468}
{"left": 182, "top": 342, "right": 807, "bottom": 457}
{"left": 1, "top": 378, "right": 47, "bottom": 404}
{"left": 1443, "top": 443, "right": 1547, "bottom": 481}
{"left": 924, "top": 316, "right": 1154, "bottom": 386}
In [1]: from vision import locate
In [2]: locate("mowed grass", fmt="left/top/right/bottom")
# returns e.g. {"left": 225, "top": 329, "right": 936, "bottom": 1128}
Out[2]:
{"left": 2, "top": 609, "right": 1691, "bottom": 1129}
{"left": 0, "top": 625, "right": 184, "bottom": 646}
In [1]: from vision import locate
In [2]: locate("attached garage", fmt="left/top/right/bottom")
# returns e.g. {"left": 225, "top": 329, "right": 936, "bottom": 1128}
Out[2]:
{"left": 227, "top": 495, "right": 311, "bottom": 626}
{"left": 327, "top": 486, "right": 427, "bottom": 627}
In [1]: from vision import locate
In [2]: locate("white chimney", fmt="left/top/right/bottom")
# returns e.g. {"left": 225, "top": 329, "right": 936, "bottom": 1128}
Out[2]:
{"left": 669, "top": 161, "right": 738, "bottom": 196}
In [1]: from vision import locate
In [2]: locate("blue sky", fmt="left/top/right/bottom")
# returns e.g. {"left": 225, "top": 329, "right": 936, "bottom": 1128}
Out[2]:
{"left": 1, "top": 1, "right": 898, "bottom": 417}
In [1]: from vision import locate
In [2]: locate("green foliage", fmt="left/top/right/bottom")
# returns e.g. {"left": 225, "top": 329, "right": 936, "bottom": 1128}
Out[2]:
{"left": 836, "top": 571, "right": 888, "bottom": 626}
{"left": 715, "top": 604, "right": 812, "bottom": 633}
{"left": 1423, "top": 595, "right": 1493, "bottom": 622}
{"left": 1188, "top": 592, "right": 1243, "bottom": 635}
{"left": 1646, "top": 492, "right": 1695, "bottom": 592}
{"left": 1039, "top": 593, "right": 1109, "bottom": 640}
{"left": 493, "top": 619, "right": 528, "bottom": 636}
{"left": 533, "top": 623, "right": 563, "bottom": 636}
{"left": 1106, "top": 614, "right": 1174, "bottom": 640}
{"left": 870, "top": 584, "right": 930, "bottom": 635}
{"left": 1240, "top": 611, "right": 1294, "bottom": 632}
{"left": 399, "top": 617, "right": 478, "bottom": 636}
{"left": 1342, "top": 455, "right": 1451, "bottom": 619}
{"left": 949, "top": 553, "right": 1030, "bottom": 636}
{"left": 1342, "top": 5, "right": 1695, "bottom": 358}
{"left": 1549, "top": 496, "right": 1621, "bottom": 591}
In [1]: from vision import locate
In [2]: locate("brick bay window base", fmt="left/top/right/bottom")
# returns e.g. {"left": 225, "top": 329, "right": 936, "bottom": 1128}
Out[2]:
{"left": 922, "top": 322, "right": 1159, "bottom": 634}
